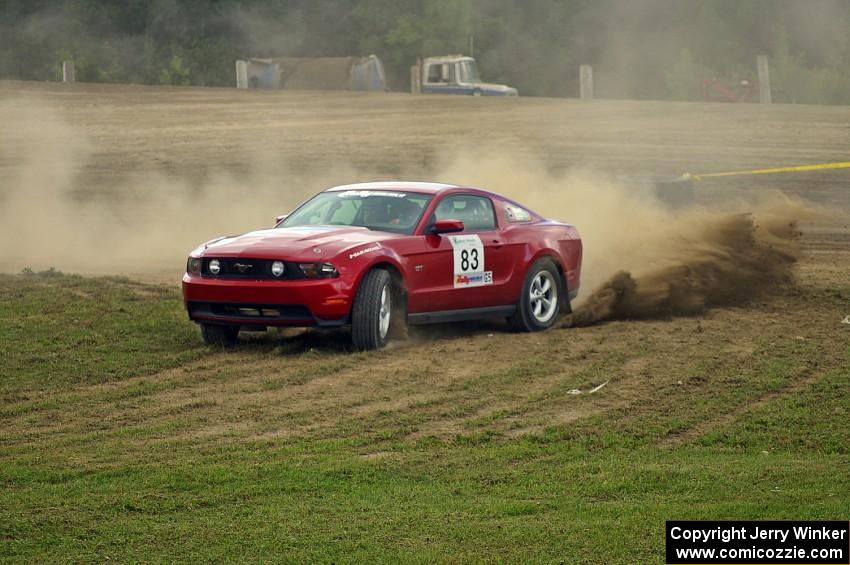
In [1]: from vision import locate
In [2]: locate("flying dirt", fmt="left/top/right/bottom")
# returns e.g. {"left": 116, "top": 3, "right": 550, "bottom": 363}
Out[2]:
{"left": 434, "top": 151, "right": 820, "bottom": 324}
{"left": 565, "top": 210, "right": 802, "bottom": 326}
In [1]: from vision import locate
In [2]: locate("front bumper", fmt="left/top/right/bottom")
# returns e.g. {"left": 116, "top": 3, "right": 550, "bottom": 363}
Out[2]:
{"left": 182, "top": 273, "right": 353, "bottom": 327}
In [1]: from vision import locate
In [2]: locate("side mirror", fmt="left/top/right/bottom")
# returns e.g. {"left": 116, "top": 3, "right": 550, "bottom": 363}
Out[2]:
{"left": 275, "top": 213, "right": 288, "bottom": 225}
{"left": 430, "top": 218, "right": 464, "bottom": 234}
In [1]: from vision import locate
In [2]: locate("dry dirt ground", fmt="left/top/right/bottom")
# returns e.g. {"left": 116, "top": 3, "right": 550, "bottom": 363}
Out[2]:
{"left": 1, "top": 79, "right": 848, "bottom": 444}
{"left": 3, "top": 80, "right": 850, "bottom": 191}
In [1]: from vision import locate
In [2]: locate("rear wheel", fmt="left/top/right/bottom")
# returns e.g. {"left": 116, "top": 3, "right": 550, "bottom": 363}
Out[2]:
{"left": 509, "top": 259, "right": 562, "bottom": 332}
{"left": 200, "top": 323, "right": 239, "bottom": 347}
{"left": 351, "top": 269, "right": 394, "bottom": 350}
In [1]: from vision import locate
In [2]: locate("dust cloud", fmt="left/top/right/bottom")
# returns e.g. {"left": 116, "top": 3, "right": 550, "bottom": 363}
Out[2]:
{"left": 0, "top": 100, "right": 818, "bottom": 326}
{"left": 0, "top": 98, "right": 354, "bottom": 275}
{"left": 433, "top": 149, "right": 819, "bottom": 323}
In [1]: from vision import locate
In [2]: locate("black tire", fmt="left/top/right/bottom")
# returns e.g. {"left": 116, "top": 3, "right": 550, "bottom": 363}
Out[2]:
{"left": 508, "top": 258, "right": 563, "bottom": 332}
{"left": 351, "top": 269, "right": 394, "bottom": 350}
{"left": 200, "top": 323, "right": 239, "bottom": 347}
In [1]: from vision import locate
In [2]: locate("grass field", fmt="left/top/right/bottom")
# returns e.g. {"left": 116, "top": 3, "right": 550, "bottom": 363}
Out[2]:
{"left": 1, "top": 81, "right": 850, "bottom": 562}
{"left": 2, "top": 270, "right": 848, "bottom": 562}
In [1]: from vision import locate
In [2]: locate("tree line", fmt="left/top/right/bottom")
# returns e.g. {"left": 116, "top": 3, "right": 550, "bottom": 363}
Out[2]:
{"left": 2, "top": 0, "right": 850, "bottom": 104}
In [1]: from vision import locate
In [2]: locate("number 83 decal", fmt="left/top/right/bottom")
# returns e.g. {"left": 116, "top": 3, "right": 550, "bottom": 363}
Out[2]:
{"left": 448, "top": 234, "right": 493, "bottom": 288}
{"left": 460, "top": 248, "right": 479, "bottom": 271}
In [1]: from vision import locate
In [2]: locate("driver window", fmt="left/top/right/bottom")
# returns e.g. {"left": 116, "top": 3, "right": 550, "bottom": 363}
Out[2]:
{"left": 447, "top": 63, "right": 457, "bottom": 84}
{"left": 433, "top": 195, "right": 496, "bottom": 231}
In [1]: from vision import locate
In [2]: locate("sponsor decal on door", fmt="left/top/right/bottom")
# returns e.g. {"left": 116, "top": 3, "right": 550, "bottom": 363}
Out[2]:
{"left": 449, "top": 234, "right": 493, "bottom": 288}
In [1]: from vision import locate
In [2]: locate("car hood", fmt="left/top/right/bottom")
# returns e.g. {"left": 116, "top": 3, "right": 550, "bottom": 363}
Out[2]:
{"left": 196, "top": 226, "right": 398, "bottom": 260}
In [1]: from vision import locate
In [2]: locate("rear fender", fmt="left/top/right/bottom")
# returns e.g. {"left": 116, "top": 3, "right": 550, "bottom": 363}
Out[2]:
{"left": 525, "top": 248, "right": 573, "bottom": 314}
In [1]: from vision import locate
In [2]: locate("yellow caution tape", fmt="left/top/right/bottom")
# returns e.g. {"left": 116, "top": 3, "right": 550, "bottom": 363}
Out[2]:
{"left": 689, "top": 161, "right": 850, "bottom": 180}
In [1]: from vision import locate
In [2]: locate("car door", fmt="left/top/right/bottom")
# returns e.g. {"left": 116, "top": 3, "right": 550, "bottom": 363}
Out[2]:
{"left": 413, "top": 193, "right": 513, "bottom": 312}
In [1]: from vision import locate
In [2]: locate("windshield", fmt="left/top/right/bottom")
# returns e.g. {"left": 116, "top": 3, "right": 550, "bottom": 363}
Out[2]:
{"left": 280, "top": 190, "right": 433, "bottom": 235}
{"left": 458, "top": 60, "right": 480, "bottom": 83}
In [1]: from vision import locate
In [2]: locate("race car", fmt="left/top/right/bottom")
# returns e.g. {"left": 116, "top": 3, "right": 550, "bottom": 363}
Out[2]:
{"left": 182, "top": 182, "right": 582, "bottom": 349}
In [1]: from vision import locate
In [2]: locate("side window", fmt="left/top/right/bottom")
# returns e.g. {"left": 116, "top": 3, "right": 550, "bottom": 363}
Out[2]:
{"left": 504, "top": 203, "right": 532, "bottom": 223}
{"left": 433, "top": 195, "right": 497, "bottom": 231}
{"left": 427, "top": 64, "right": 445, "bottom": 83}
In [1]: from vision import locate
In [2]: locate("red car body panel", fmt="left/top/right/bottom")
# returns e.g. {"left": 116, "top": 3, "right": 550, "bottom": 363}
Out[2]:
{"left": 182, "top": 182, "right": 582, "bottom": 327}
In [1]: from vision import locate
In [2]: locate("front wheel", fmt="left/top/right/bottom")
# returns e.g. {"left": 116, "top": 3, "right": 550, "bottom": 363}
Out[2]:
{"left": 200, "top": 323, "right": 239, "bottom": 347}
{"left": 508, "top": 259, "right": 562, "bottom": 332}
{"left": 351, "top": 269, "right": 395, "bottom": 350}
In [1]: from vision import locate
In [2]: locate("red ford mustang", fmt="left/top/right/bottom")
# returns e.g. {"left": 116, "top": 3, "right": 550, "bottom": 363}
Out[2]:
{"left": 182, "top": 182, "right": 582, "bottom": 349}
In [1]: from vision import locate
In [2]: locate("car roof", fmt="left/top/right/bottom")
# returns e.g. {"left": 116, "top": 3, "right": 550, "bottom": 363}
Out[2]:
{"left": 325, "top": 181, "right": 466, "bottom": 195}
{"left": 424, "top": 55, "right": 475, "bottom": 64}
{"left": 320, "top": 181, "right": 547, "bottom": 221}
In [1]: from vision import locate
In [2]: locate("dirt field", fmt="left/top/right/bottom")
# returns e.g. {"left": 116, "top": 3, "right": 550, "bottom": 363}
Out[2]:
{"left": 1, "top": 76, "right": 848, "bottom": 440}
{"left": 4, "top": 79, "right": 850, "bottom": 196}
{"left": 1, "top": 80, "right": 849, "bottom": 561}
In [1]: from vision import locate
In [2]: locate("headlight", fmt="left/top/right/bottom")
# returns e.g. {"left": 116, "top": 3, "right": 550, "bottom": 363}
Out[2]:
{"left": 271, "top": 261, "right": 285, "bottom": 277}
{"left": 187, "top": 257, "right": 201, "bottom": 275}
{"left": 299, "top": 262, "right": 339, "bottom": 278}
{"left": 209, "top": 259, "right": 221, "bottom": 275}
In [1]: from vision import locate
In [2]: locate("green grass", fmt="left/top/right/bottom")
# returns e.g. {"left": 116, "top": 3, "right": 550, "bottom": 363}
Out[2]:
{"left": 700, "top": 368, "right": 850, "bottom": 453}
{"left": 2, "top": 441, "right": 847, "bottom": 562}
{"left": 1, "top": 272, "right": 848, "bottom": 563}
{"left": 0, "top": 271, "right": 203, "bottom": 396}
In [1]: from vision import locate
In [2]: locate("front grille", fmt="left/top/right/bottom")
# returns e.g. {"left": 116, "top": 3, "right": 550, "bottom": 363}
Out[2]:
{"left": 220, "top": 306, "right": 283, "bottom": 318}
{"left": 201, "top": 258, "right": 306, "bottom": 280}
{"left": 188, "top": 301, "right": 313, "bottom": 322}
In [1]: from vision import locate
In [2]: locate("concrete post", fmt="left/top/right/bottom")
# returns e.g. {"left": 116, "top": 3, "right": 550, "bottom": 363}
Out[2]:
{"left": 235, "top": 60, "right": 248, "bottom": 89}
{"left": 579, "top": 64, "right": 593, "bottom": 100}
{"left": 62, "top": 61, "right": 75, "bottom": 83}
{"left": 410, "top": 59, "right": 422, "bottom": 94}
{"left": 757, "top": 55, "right": 771, "bottom": 104}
